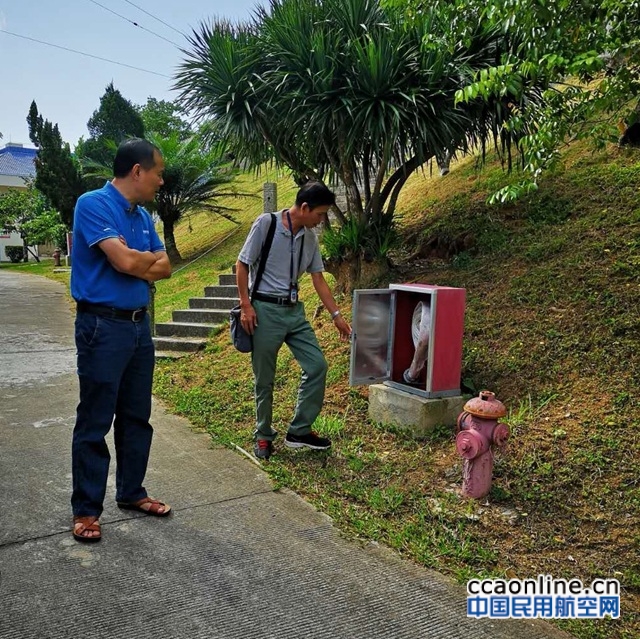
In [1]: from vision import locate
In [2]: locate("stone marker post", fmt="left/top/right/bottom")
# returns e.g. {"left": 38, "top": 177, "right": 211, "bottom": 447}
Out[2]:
{"left": 263, "top": 182, "right": 277, "bottom": 213}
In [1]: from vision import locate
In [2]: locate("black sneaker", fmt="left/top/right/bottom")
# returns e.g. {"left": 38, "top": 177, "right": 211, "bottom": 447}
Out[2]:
{"left": 284, "top": 431, "right": 331, "bottom": 450}
{"left": 254, "top": 439, "right": 274, "bottom": 460}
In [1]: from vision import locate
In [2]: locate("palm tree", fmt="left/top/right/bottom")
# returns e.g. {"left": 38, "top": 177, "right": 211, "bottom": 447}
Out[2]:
{"left": 146, "top": 132, "right": 239, "bottom": 263}
{"left": 175, "top": 0, "right": 542, "bottom": 289}
{"left": 81, "top": 134, "right": 242, "bottom": 264}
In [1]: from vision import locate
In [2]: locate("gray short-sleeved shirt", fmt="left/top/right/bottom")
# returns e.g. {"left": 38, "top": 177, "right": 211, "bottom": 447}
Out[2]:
{"left": 238, "top": 211, "right": 324, "bottom": 297}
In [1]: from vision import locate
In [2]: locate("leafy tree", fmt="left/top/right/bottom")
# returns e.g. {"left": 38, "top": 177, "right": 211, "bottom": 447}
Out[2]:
{"left": 390, "top": 0, "right": 640, "bottom": 201}
{"left": 82, "top": 83, "right": 145, "bottom": 168}
{"left": 137, "top": 97, "right": 192, "bottom": 141}
{"left": 26, "top": 101, "right": 43, "bottom": 147}
{"left": 175, "top": 0, "right": 537, "bottom": 290}
{"left": 0, "top": 187, "right": 66, "bottom": 262}
{"left": 26, "top": 101, "right": 85, "bottom": 228}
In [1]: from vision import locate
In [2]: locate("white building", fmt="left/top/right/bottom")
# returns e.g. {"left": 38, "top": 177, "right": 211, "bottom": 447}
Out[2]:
{"left": 0, "top": 143, "right": 39, "bottom": 262}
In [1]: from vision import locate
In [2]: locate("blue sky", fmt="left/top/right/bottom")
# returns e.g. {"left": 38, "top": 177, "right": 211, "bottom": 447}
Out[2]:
{"left": 0, "top": 0, "right": 266, "bottom": 148}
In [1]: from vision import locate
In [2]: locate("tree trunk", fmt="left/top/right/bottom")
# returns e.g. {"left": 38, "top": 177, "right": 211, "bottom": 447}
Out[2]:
{"left": 27, "top": 246, "right": 40, "bottom": 263}
{"left": 325, "top": 254, "right": 389, "bottom": 295}
{"left": 162, "top": 218, "right": 182, "bottom": 264}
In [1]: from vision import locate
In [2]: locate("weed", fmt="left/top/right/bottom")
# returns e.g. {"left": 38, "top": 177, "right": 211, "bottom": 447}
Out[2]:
{"left": 524, "top": 193, "right": 573, "bottom": 225}
{"left": 451, "top": 251, "right": 475, "bottom": 269}
{"left": 489, "top": 485, "right": 511, "bottom": 502}
{"left": 613, "top": 392, "right": 631, "bottom": 410}
{"left": 424, "top": 422, "right": 455, "bottom": 444}
{"left": 346, "top": 455, "right": 365, "bottom": 472}
{"left": 313, "top": 414, "right": 346, "bottom": 438}
{"left": 505, "top": 393, "right": 558, "bottom": 433}
{"left": 368, "top": 487, "right": 405, "bottom": 514}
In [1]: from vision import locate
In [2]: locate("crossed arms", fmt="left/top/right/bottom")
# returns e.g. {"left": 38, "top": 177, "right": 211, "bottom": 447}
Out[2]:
{"left": 98, "top": 237, "right": 171, "bottom": 282}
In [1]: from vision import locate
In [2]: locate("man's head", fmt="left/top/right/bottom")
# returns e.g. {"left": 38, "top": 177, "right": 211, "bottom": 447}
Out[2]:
{"left": 113, "top": 138, "right": 164, "bottom": 203}
{"left": 294, "top": 181, "right": 336, "bottom": 228}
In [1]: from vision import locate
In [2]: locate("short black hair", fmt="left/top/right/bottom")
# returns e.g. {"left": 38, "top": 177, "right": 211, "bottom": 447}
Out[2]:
{"left": 113, "top": 138, "right": 160, "bottom": 178}
{"left": 295, "top": 181, "right": 336, "bottom": 209}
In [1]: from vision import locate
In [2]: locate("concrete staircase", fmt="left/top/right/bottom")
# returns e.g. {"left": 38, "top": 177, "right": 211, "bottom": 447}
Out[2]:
{"left": 153, "top": 273, "right": 238, "bottom": 359}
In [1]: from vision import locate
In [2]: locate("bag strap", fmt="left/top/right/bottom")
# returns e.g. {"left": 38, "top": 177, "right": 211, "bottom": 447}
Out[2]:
{"left": 250, "top": 213, "right": 277, "bottom": 303}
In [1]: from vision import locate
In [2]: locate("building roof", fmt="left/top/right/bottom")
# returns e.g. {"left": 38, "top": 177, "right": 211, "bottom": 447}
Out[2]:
{"left": 0, "top": 144, "right": 37, "bottom": 179}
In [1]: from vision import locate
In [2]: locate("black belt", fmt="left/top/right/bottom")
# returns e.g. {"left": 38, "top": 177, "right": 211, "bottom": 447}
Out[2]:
{"left": 77, "top": 302, "right": 147, "bottom": 322}
{"left": 253, "top": 292, "right": 296, "bottom": 306}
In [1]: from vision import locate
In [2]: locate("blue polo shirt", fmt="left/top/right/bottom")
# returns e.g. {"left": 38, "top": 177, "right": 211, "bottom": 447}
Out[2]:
{"left": 70, "top": 181, "right": 165, "bottom": 309}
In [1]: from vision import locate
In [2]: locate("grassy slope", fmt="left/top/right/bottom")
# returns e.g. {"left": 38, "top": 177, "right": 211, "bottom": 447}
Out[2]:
{"left": 153, "top": 142, "right": 639, "bottom": 639}
{"left": 390, "top": 145, "right": 640, "bottom": 639}
{"left": 5, "top": 146, "right": 638, "bottom": 638}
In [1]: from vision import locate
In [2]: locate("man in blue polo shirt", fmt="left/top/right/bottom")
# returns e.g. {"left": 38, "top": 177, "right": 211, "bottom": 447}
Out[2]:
{"left": 70, "top": 138, "right": 172, "bottom": 542}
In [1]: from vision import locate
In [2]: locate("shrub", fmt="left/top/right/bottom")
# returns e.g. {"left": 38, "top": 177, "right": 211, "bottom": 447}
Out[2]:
{"left": 322, "top": 212, "right": 398, "bottom": 262}
{"left": 5, "top": 246, "right": 24, "bottom": 263}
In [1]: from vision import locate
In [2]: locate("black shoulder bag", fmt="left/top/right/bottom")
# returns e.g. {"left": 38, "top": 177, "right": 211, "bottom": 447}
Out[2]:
{"left": 230, "top": 214, "right": 277, "bottom": 352}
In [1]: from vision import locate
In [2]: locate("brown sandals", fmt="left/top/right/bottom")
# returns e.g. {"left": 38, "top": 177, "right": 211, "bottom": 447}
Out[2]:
{"left": 117, "top": 496, "right": 172, "bottom": 517}
{"left": 72, "top": 516, "right": 102, "bottom": 543}
{"left": 72, "top": 497, "right": 171, "bottom": 542}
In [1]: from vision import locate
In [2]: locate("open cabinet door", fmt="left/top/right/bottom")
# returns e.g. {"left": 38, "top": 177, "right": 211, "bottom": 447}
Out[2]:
{"left": 349, "top": 289, "right": 395, "bottom": 386}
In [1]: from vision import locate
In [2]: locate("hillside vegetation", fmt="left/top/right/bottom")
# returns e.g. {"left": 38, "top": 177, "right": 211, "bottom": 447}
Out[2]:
{"left": 152, "top": 140, "right": 639, "bottom": 639}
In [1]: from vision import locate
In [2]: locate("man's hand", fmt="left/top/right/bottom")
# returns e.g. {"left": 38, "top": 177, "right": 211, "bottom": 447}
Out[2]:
{"left": 240, "top": 302, "right": 258, "bottom": 335}
{"left": 99, "top": 237, "right": 156, "bottom": 277}
{"left": 235, "top": 260, "right": 258, "bottom": 333}
{"left": 142, "top": 252, "right": 171, "bottom": 282}
{"left": 310, "top": 272, "right": 352, "bottom": 342}
{"left": 333, "top": 314, "right": 352, "bottom": 341}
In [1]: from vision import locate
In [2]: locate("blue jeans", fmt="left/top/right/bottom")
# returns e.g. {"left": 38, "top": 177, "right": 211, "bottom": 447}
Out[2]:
{"left": 72, "top": 312, "right": 155, "bottom": 517}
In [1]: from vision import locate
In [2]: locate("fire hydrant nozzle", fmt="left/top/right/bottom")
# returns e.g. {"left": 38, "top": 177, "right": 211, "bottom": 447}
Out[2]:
{"left": 455, "top": 390, "right": 509, "bottom": 499}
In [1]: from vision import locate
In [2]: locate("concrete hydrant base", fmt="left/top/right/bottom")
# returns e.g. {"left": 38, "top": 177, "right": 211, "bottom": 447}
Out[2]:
{"left": 368, "top": 384, "right": 465, "bottom": 438}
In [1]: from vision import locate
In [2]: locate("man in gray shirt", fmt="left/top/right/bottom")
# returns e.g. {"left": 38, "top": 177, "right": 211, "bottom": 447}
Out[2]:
{"left": 236, "top": 182, "right": 351, "bottom": 460}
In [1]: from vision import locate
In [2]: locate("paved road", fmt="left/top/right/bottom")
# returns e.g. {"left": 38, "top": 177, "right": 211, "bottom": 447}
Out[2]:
{"left": 0, "top": 270, "right": 572, "bottom": 639}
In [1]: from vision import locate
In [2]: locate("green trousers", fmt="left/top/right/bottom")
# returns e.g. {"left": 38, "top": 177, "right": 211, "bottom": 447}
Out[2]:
{"left": 251, "top": 300, "right": 328, "bottom": 441}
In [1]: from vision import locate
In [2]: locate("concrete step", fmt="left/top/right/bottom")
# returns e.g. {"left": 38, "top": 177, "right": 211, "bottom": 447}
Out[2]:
{"left": 156, "top": 350, "right": 191, "bottom": 360}
{"left": 154, "top": 350, "right": 190, "bottom": 360}
{"left": 204, "top": 284, "right": 238, "bottom": 298}
{"left": 172, "top": 308, "right": 229, "bottom": 324}
{"left": 152, "top": 336, "right": 207, "bottom": 352}
{"left": 155, "top": 322, "right": 218, "bottom": 338}
{"left": 189, "top": 297, "right": 238, "bottom": 310}
{"left": 218, "top": 273, "right": 236, "bottom": 286}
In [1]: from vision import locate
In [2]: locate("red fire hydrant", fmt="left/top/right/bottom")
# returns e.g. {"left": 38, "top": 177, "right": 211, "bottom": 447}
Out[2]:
{"left": 456, "top": 390, "right": 509, "bottom": 499}
{"left": 52, "top": 248, "right": 62, "bottom": 267}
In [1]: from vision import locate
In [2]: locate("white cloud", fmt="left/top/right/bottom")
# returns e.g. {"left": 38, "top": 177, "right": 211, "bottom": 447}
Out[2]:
{"left": 0, "top": 11, "right": 7, "bottom": 31}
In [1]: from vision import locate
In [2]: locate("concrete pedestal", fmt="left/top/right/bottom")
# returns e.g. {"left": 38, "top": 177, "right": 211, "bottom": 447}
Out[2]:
{"left": 368, "top": 384, "right": 465, "bottom": 438}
